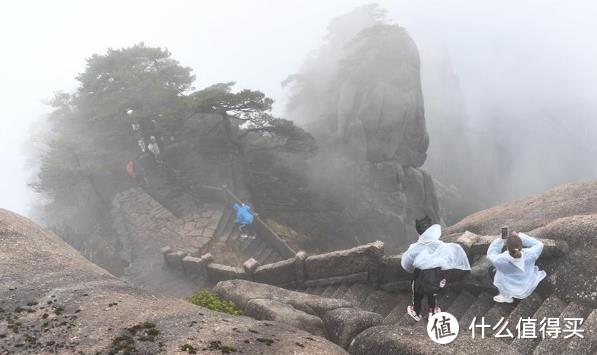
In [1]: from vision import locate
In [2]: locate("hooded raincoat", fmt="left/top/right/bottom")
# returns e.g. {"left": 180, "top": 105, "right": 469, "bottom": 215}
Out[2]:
{"left": 401, "top": 224, "right": 471, "bottom": 273}
{"left": 486, "top": 233, "right": 546, "bottom": 299}
{"left": 233, "top": 203, "right": 254, "bottom": 226}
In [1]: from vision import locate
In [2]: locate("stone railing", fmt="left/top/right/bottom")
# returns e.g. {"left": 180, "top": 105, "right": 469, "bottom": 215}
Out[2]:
{"left": 162, "top": 232, "right": 569, "bottom": 294}
{"left": 162, "top": 241, "right": 412, "bottom": 291}
{"left": 196, "top": 184, "right": 296, "bottom": 259}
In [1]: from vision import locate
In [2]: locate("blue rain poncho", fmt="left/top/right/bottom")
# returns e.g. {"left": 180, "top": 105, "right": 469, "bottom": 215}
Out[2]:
{"left": 233, "top": 203, "right": 254, "bottom": 225}
{"left": 401, "top": 224, "right": 471, "bottom": 273}
{"left": 486, "top": 233, "right": 546, "bottom": 299}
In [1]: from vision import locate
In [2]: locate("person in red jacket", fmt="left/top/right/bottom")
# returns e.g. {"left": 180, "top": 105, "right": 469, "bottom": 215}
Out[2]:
{"left": 126, "top": 160, "right": 147, "bottom": 186}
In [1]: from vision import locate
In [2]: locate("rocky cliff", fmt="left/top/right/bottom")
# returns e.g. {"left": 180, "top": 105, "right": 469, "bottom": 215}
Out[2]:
{"left": 264, "top": 23, "right": 441, "bottom": 253}
{"left": 0, "top": 208, "right": 345, "bottom": 354}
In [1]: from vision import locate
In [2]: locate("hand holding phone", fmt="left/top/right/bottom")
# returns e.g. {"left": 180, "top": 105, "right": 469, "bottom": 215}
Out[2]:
{"left": 501, "top": 226, "right": 508, "bottom": 239}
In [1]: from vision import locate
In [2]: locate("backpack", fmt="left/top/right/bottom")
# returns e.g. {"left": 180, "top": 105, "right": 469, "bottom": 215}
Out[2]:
{"left": 414, "top": 267, "right": 442, "bottom": 295}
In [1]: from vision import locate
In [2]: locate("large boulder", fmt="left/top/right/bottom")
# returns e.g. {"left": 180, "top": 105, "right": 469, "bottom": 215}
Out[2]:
{"left": 349, "top": 324, "right": 518, "bottom": 354}
{"left": 0, "top": 209, "right": 346, "bottom": 354}
{"left": 213, "top": 279, "right": 353, "bottom": 318}
{"left": 245, "top": 298, "right": 326, "bottom": 337}
{"left": 322, "top": 307, "right": 383, "bottom": 349}
{"left": 454, "top": 231, "right": 569, "bottom": 258}
{"left": 530, "top": 213, "right": 597, "bottom": 244}
{"left": 446, "top": 181, "right": 597, "bottom": 236}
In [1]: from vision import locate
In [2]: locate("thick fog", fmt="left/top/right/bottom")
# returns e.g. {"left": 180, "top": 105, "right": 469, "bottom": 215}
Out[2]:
{"left": 1, "top": 0, "right": 596, "bottom": 217}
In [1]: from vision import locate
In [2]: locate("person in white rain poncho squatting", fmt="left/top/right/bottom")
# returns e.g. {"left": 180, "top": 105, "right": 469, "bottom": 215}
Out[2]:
{"left": 401, "top": 218, "right": 471, "bottom": 322}
{"left": 487, "top": 231, "right": 546, "bottom": 303}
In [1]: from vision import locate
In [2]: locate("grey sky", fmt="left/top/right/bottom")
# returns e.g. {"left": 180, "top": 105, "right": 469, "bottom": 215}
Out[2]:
{"left": 1, "top": 0, "right": 596, "bottom": 216}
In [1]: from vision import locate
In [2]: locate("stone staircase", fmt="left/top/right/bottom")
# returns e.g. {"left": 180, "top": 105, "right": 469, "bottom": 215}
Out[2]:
{"left": 303, "top": 282, "right": 596, "bottom": 353}
{"left": 211, "top": 207, "right": 285, "bottom": 265}
{"left": 145, "top": 184, "right": 198, "bottom": 218}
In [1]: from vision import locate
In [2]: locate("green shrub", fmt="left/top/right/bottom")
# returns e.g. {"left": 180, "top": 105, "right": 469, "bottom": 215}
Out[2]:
{"left": 187, "top": 290, "right": 242, "bottom": 316}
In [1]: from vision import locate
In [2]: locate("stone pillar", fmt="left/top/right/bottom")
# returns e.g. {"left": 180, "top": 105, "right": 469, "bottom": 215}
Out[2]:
{"left": 367, "top": 241, "right": 385, "bottom": 289}
{"left": 160, "top": 246, "right": 172, "bottom": 266}
{"left": 295, "top": 251, "right": 308, "bottom": 290}
{"left": 243, "top": 258, "right": 260, "bottom": 280}
{"left": 165, "top": 250, "right": 187, "bottom": 271}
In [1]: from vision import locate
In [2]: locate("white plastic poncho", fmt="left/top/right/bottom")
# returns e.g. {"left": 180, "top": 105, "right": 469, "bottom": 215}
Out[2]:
{"left": 487, "top": 233, "right": 546, "bottom": 299}
{"left": 401, "top": 224, "right": 471, "bottom": 273}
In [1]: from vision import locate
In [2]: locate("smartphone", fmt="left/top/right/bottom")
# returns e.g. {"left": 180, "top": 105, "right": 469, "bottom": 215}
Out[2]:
{"left": 501, "top": 226, "right": 508, "bottom": 239}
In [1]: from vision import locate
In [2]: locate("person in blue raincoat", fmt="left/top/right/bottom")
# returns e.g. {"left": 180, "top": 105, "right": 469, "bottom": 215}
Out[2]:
{"left": 487, "top": 231, "right": 546, "bottom": 303}
{"left": 234, "top": 202, "right": 256, "bottom": 239}
{"left": 401, "top": 221, "right": 471, "bottom": 322}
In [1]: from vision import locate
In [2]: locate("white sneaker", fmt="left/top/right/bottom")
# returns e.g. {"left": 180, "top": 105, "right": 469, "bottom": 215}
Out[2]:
{"left": 240, "top": 234, "right": 248, "bottom": 239}
{"left": 248, "top": 235, "right": 256, "bottom": 240}
{"left": 493, "top": 294, "right": 514, "bottom": 303}
{"left": 407, "top": 305, "right": 421, "bottom": 322}
{"left": 433, "top": 306, "right": 442, "bottom": 314}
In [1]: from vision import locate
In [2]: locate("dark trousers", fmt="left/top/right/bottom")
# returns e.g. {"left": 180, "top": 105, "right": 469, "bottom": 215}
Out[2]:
{"left": 411, "top": 268, "right": 441, "bottom": 315}
{"left": 239, "top": 223, "right": 255, "bottom": 236}
{"left": 411, "top": 280, "right": 437, "bottom": 314}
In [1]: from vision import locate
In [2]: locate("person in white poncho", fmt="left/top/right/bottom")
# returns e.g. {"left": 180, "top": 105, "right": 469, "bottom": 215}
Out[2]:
{"left": 487, "top": 231, "right": 546, "bottom": 303}
{"left": 401, "top": 221, "right": 471, "bottom": 322}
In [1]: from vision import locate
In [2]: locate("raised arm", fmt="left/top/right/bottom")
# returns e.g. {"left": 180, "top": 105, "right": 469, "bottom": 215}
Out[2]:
{"left": 519, "top": 232, "right": 544, "bottom": 261}
{"left": 487, "top": 238, "right": 505, "bottom": 265}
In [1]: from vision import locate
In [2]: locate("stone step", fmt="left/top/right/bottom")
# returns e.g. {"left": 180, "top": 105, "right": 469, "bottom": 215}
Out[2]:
{"left": 396, "top": 310, "right": 419, "bottom": 328}
{"left": 432, "top": 286, "right": 460, "bottom": 312}
{"left": 533, "top": 302, "right": 592, "bottom": 354}
{"left": 244, "top": 239, "right": 264, "bottom": 258}
{"left": 460, "top": 292, "right": 494, "bottom": 329}
{"left": 263, "top": 251, "right": 280, "bottom": 265}
{"left": 566, "top": 308, "right": 596, "bottom": 354}
{"left": 510, "top": 295, "right": 566, "bottom": 354}
{"left": 360, "top": 290, "right": 399, "bottom": 317}
{"left": 256, "top": 247, "right": 273, "bottom": 264}
{"left": 239, "top": 235, "right": 253, "bottom": 254}
{"left": 311, "top": 286, "right": 326, "bottom": 295}
{"left": 220, "top": 214, "right": 236, "bottom": 241}
{"left": 501, "top": 293, "right": 543, "bottom": 344}
{"left": 383, "top": 293, "right": 413, "bottom": 324}
{"left": 252, "top": 241, "right": 268, "bottom": 261}
{"left": 304, "top": 286, "right": 316, "bottom": 294}
{"left": 331, "top": 284, "right": 350, "bottom": 300}
{"left": 483, "top": 300, "right": 516, "bottom": 337}
{"left": 342, "top": 283, "right": 375, "bottom": 308}
{"left": 213, "top": 208, "right": 232, "bottom": 238}
{"left": 227, "top": 228, "right": 240, "bottom": 245}
{"left": 252, "top": 242, "right": 267, "bottom": 259}
{"left": 445, "top": 289, "right": 476, "bottom": 321}
{"left": 392, "top": 289, "right": 461, "bottom": 330}
{"left": 383, "top": 287, "right": 461, "bottom": 326}
{"left": 321, "top": 284, "right": 340, "bottom": 298}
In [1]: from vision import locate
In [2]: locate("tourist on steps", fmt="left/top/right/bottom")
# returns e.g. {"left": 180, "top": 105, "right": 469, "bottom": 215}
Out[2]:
{"left": 401, "top": 218, "right": 471, "bottom": 322}
{"left": 125, "top": 160, "right": 147, "bottom": 186}
{"left": 487, "top": 231, "right": 546, "bottom": 303}
{"left": 233, "top": 202, "right": 256, "bottom": 240}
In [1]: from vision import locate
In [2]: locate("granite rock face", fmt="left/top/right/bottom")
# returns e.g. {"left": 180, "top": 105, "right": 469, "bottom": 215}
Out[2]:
{"left": 214, "top": 279, "right": 390, "bottom": 349}
{"left": 245, "top": 298, "right": 327, "bottom": 337}
{"left": 335, "top": 25, "right": 428, "bottom": 167}
{"left": 322, "top": 307, "right": 383, "bottom": 349}
{"left": 349, "top": 324, "right": 518, "bottom": 354}
{"left": 261, "top": 23, "right": 441, "bottom": 253}
{"left": 446, "top": 181, "right": 597, "bottom": 236}
{"left": 0, "top": 209, "right": 346, "bottom": 354}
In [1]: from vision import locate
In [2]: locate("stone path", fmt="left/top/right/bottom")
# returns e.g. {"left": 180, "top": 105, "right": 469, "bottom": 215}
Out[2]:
{"left": 111, "top": 187, "right": 222, "bottom": 297}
